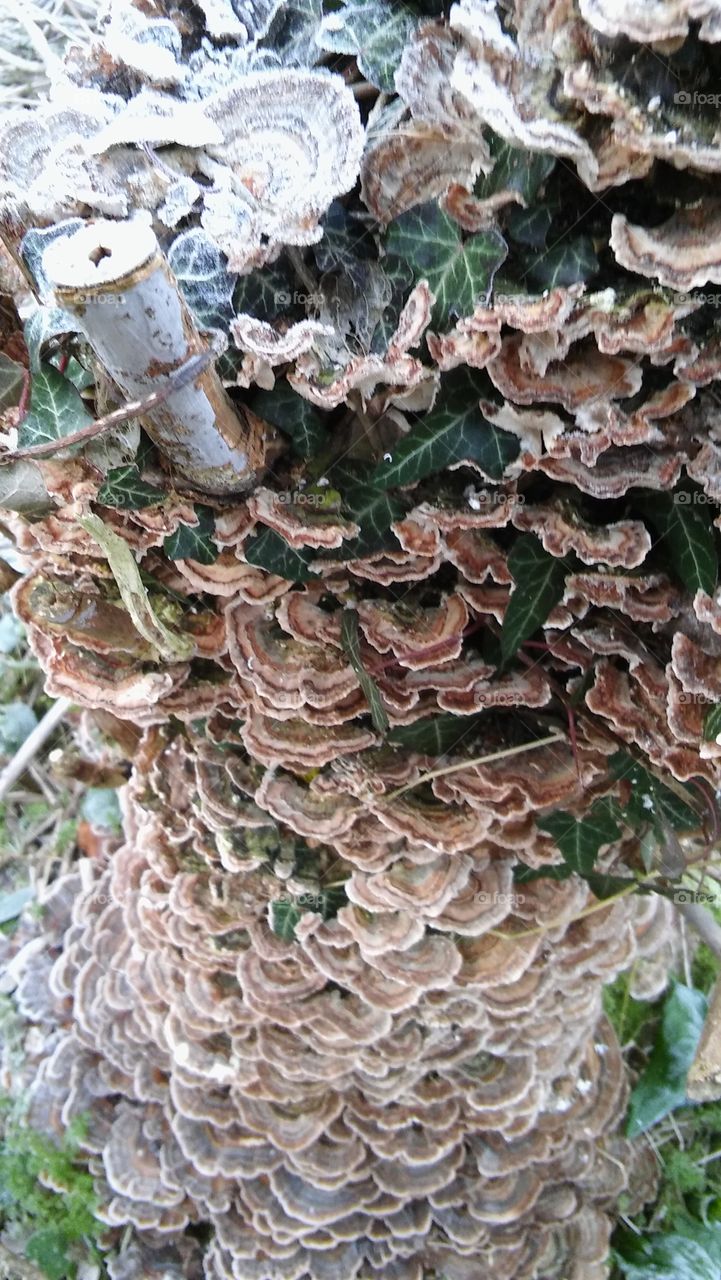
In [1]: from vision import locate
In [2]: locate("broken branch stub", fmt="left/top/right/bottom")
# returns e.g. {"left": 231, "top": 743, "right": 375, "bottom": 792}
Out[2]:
{"left": 41, "top": 218, "right": 263, "bottom": 495}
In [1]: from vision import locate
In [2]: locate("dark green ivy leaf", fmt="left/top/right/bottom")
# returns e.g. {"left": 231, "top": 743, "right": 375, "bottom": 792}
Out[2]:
{"left": 168, "top": 229, "right": 236, "bottom": 329}
{"left": 505, "top": 203, "right": 555, "bottom": 250}
{"left": 316, "top": 0, "right": 418, "bottom": 91}
{"left": 24, "top": 307, "right": 81, "bottom": 373}
{"left": 524, "top": 235, "right": 599, "bottom": 290}
{"left": 244, "top": 526, "right": 319, "bottom": 583}
{"left": 314, "top": 201, "right": 376, "bottom": 286}
{"left": 626, "top": 982, "right": 707, "bottom": 1137}
{"left": 340, "top": 607, "right": 389, "bottom": 736}
{"left": 703, "top": 703, "right": 721, "bottom": 742}
{"left": 385, "top": 202, "right": 507, "bottom": 330}
{"left": 97, "top": 465, "right": 165, "bottom": 510}
{"left": 642, "top": 492, "right": 718, "bottom": 596}
{"left": 332, "top": 464, "right": 406, "bottom": 558}
{"left": 374, "top": 368, "right": 519, "bottom": 488}
{"left": 476, "top": 135, "right": 556, "bottom": 204}
{"left": 17, "top": 363, "right": 92, "bottom": 450}
{"left": 608, "top": 750, "right": 700, "bottom": 831}
{"left": 163, "top": 506, "right": 217, "bottom": 564}
{"left": 270, "top": 898, "right": 303, "bottom": 941}
{"left": 538, "top": 797, "right": 623, "bottom": 877}
{"left": 250, "top": 383, "right": 326, "bottom": 459}
{"left": 500, "top": 535, "right": 567, "bottom": 665}
{"left": 0, "top": 353, "right": 25, "bottom": 411}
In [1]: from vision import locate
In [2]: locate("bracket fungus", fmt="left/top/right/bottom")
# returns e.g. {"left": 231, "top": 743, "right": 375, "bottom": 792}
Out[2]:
{"left": 3, "top": 0, "right": 721, "bottom": 1277}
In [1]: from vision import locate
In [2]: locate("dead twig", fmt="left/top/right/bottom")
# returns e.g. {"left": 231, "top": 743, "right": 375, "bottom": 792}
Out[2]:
{"left": 0, "top": 697, "right": 71, "bottom": 802}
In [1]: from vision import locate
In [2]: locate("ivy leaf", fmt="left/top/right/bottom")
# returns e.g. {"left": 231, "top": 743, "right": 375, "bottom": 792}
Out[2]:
{"left": 524, "top": 235, "right": 599, "bottom": 290}
{"left": 168, "top": 229, "right": 236, "bottom": 329}
{"left": 316, "top": 0, "right": 418, "bottom": 91}
{"left": 642, "top": 492, "right": 717, "bottom": 596}
{"left": 0, "top": 354, "right": 25, "bottom": 411}
{"left": 17, "top": 362, "right": 92, "bottom": 451}
{"left": 615, "top": 1233, "right": 719, "bottom": 1280}
{"left": 24, "top": 306, "right": 81, "bottom": 373}
{"left": 476, "top": 134, "right": 556, "bottom": 203}
{"left": 97, "top": 465, "right": 165, "bottom": 510}
{"left": 333, "top": 465, "right": 406, "bottom": 558}
{"left": 340, "top": 607, "right": 389, "bottom": 735}
{"left": 538, "top": 797, "right": 622, "bottom": 877}
{"left": 244, "top": 526, "right": 319, "bottom": 582}
{"left": 704, "top": 703, "right": 721, "bottom": 742}
{"left": 233, "top": 258, "right": 297, "bottom": 323}
{"left": 505, "top": 203, "right": 555, "bottom": 250}
{"left": 626, "top": 982, "right": 707, "bottom": 1137}
{"left": 163, "top": 506, "right": 217, "bottom": 564}
{"left": 370, "top": 255, "right": 415, "bottom": 353}
{"left": 388, "top": 713, "right": 484, "bottom": 755}
{"left": 374, "top": 368, "right": 519, "bottom": 489}
{"left": 250, "top": 384, "right": 326, "bottom": 458}
{"left": 385, "top": 202, "right": 507, "bottom": 330}
{"left": 500, "top": 535, "right": 567, "bottom": 665}
{"left": 267, "top": 0, "right": 324, "bottom": 64}
{"left": 608, "top": 751, "right": 700, "bottom": 831}
{"left": 270, "top": 898, "right": 302, "bottom": 940}
{"left": 20, "top": 218, "right": 83, "bottom": 300}
{"left": 314, "top": 200, "right": 376, "bottom": 286}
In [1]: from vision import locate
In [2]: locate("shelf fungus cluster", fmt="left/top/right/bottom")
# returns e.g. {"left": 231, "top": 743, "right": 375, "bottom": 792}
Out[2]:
{"left": 4, "top": 0, "right": 721, "bottom": 1277}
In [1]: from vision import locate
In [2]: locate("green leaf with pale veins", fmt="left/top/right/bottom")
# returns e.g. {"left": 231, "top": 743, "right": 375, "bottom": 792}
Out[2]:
{"left": 0, "top": 353, "right": 25, "bottom": 411}
{"left": 538, "top": 797, "right": 623, "bottom": 877}
{"left": 340, "top": 607, "right": 389, "bottom": 735}
{"left": 316, "top": 0, "right": 418, "bottom": 91}
{"left": 704, "top": 703, "right": 721, "bottom": 742}
{"left": 476, "top": 134, "right": 556, "bottom": 203}
{"left": 97, "top": 465, "right": 165, "bottom": 510}
{"left": 374, "top": 368, "right": 519, "bottom": 489}
{"left": 24, "top": 307, "right": 81, "bottom": 373}
{"left": 524, "top": 235, "right": 599, "bottom": 290}
{"left": 270, "top": 899, "right": 302, "bottom": 940}
{"left": 244, "top": 526, "right": 319, "bottom": 583}
{"left": 385, "top": 202, "right": 507, "bottom": 330}
{"left": 250, "top": 384, "right": 326, "bottom": 458}
{"left": 626, "top": 982, "right": 707, "bottom": 1137}
{"left": 163, "top": 506, "right": 218, "bottom": 565}
{"left": 17, "top": 362, "right": 92, "bottom": 450}
{"left": 608, "top": 750, "right": 700, "bottom": 831}
{"left": 642, "top": 492, "right": 717, "bottom": 596}
{"left": 331, "top": 463, "right": 406, "bottom": 558}
{"left": 500, "top": 535, "right": 567, "bottom": 665}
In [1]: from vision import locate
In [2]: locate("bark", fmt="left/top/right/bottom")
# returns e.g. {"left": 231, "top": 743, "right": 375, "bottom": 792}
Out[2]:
{"left": 41, "top": 219, "right": 258, "bottom": 496}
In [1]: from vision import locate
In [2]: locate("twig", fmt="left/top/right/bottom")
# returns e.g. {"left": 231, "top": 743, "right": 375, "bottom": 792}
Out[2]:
{"left": 0, "top": 696, "right": 71, "bottom": 802}
{"left": 1, "top": 348, "right": 217, "bottom": 463}
{"left": 675, "top": 898, "right": 721, "bottom": 958}
{"left": 381, "top": 732, "right": 566, "bottom": 805}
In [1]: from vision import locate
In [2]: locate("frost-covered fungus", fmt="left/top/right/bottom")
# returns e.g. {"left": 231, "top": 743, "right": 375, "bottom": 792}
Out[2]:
{"left": 200, "top": 70, "right": 364, "bottom": 266}
{"left": 579, "top": 0, "right": 721, "bottom": 42}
